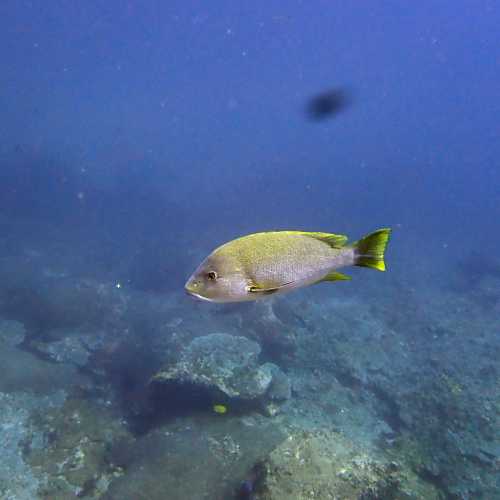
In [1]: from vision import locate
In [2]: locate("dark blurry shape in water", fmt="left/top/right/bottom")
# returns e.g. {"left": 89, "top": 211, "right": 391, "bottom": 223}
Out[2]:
{"left": 238, "top": 479, "right": 255, "bottom": 500}
{"left": 185, "top": 228, "right": 391, "bottom": 303}
{"left": 306, "top": 87, "right": 352, "bottom": 121}
{"left": 237, "top": 463, "right": 264, "bottom": 500}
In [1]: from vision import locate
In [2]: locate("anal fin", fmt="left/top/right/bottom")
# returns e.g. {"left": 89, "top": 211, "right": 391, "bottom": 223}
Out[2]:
{"left": 322, "top": 271, "right": 351, "bottom": 282}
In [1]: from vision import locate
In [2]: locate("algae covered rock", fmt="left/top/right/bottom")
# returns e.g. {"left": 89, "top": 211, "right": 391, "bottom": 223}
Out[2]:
{"left": 25, "top": 397, "right": 132, "bottom": 499}
{"left": 153, "top": 333, "right": 290, "bottom": 405}
{"left": 104, "top": 415, "right": 286, "bottom": 500}
{"left": 0, "top": 391, "right": 66, "bottom": 500}
{"left": 255, "top": 430, "right": 441, "bottom": 500}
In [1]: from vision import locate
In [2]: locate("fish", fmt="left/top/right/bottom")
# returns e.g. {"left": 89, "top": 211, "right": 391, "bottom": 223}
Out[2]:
{"left": 213, "top": 404, "right": 228, "bottom": 414}
{"left": 306, "top": 87, "right": 353, "bottom": 121}
{"left": 237, "top": 464, "right": 262, "bottom": 500}
{"left": 185, "top": 228, "right": 391, "bottom": 303}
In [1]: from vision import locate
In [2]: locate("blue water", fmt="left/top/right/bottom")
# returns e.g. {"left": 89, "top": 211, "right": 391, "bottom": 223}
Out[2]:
{"left": 0, "top": 2, "right": 499, "bottom": 499}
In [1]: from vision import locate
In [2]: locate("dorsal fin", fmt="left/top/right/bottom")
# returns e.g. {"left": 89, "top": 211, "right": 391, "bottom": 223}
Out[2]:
{"left": 307, "top": 232, "right": 348, "bottom": 248}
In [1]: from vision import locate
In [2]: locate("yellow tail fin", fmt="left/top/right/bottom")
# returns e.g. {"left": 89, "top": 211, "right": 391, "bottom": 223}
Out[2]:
{"left": 353, "top": 228, "right": 391, "bottom": 271}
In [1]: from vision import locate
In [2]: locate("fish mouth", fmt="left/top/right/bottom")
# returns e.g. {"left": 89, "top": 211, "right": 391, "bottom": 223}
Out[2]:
{"left": 186, "top": 291, "right": 213, "bottom": 302}
{"left": 185, "top": 284, "right": 212, "bottom": 302}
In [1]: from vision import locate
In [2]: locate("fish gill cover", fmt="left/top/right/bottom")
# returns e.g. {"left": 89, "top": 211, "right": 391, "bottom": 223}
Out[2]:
{"left": 0, "top": 1, "right": 499, "bottom": 499}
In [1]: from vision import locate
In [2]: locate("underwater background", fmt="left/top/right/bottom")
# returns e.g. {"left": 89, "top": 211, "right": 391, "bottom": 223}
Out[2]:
{"left": 0, "top": 1, "right": 499, "bottom": 499}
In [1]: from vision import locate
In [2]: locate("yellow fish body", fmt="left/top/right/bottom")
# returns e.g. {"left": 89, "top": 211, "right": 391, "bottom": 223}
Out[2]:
{"left": 213, "top": 404, "right": 228, "bottom": 414}
{"left": 185, "top": 228, "right": 391, "bottom": 303}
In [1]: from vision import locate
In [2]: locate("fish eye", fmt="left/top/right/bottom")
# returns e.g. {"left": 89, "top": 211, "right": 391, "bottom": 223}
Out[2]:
{"left": 206, "top": 271, "right": 218, "bottom": 281}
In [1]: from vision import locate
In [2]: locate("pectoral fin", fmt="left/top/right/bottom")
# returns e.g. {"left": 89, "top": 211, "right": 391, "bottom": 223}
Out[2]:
{"left": 247, "top": 280, "right": 294, "bottom": 294}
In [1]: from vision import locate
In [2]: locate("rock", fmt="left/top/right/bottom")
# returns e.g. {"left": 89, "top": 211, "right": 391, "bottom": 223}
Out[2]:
{"left": 0, "top": 319, "right": 26, "bottom": 346}
{"left": 0, "top": 391, "right": 66, "bottom": 500}
{"left": 261, "top": 402, "right": 281, "bottom": 418}
{"left": 244, "top": 301, "right": 298, "bottom": 361}
{"left": 255, "top": 430, "right": 441, "bottom": 500}
{"left": 104, "top": 416, "right": 285, "bottom": 500}
{"left": 30, "top": 327, "right": 119, "bottom": 368}
{"left": 0, "top": 344, "right": 88, "bottom": 394}
{"left": 25, "top": 397, "right": 131, "bottom": 499}
{"left": 0, "top": 277, "right": 130, "bottom": 342}
{"left": 153, "top": 333, "right": 290, "bottom": 407}
{"left": 31, "top": 335, "right": 91, "bottom": 367}
{"left": 262, "top": 363, "right": 292, "bottom": 401}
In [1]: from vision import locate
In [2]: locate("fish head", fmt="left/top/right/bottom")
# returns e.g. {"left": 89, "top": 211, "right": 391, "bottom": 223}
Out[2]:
{"left": 185, "top": 252, "right": 251, "bottom": 303}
